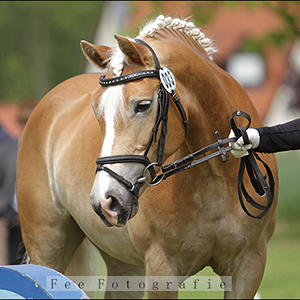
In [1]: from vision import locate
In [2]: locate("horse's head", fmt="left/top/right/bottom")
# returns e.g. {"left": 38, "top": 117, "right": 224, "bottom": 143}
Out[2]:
{"left": 81, "top": 15, "right": 216, "bottom": 227}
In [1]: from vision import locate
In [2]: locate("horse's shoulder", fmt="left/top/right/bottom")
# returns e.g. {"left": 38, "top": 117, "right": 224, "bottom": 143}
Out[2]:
{"left": 24, "top": 73, "right": 101, "bottom": 141}
{"left": 32, "top": 73, "right": 100, "bottom": 115}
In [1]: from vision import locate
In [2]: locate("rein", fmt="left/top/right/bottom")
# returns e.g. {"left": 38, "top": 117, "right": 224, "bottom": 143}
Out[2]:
{"left": 95, "top": 40, "right": 275, "bottom": 219}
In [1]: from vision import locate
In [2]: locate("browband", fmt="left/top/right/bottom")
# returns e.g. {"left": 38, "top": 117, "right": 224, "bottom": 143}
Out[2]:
{"left": 99, "top": 70, "right": 159, "bottom": 86}
{"left": 99, "top": 38, "right": 161, "bottom": 87}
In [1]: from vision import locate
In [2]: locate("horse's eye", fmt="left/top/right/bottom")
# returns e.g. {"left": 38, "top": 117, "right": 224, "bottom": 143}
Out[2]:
{"left": 135, "top": 100, "right": 152, "bottom": 113}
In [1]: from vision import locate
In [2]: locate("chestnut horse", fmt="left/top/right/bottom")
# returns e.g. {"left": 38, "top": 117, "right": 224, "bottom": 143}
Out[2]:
{"left": 17, "top": 15, "right": 278, "bottom": 299}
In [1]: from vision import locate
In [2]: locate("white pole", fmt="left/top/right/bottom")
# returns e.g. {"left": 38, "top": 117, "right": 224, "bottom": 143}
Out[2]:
{"left": 84, "top": 1, "right": 130, "bottom": 73}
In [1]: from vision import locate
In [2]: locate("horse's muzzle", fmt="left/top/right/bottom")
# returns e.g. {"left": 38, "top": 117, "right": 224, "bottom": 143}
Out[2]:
{"left": 91, "top": 194, "right": 139, "bottom": 227}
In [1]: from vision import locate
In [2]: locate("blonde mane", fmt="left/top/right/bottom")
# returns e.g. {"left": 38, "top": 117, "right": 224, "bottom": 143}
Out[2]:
{"left": 136, "top": 15, "right": 217, "bottom": 58}
{"left": 110, "top": 15, "right": 217, "bottom": 76}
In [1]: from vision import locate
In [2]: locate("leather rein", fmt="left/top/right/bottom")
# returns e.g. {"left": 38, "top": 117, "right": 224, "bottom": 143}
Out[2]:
{"left": 95, "top": 39, "right": 275, "bottom": 219}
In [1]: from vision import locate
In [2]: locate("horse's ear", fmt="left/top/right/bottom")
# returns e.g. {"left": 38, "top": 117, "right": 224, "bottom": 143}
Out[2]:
{"left": 114, "top": 34, "right": 154, "bottom": 66}
{"left": 80, "top": 40, "right": 111, "bottom": 69}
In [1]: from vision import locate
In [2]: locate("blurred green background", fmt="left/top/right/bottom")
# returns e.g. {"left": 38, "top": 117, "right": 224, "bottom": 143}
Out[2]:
{"left": 0, "top": 1, "right": 104, "bottom": 101}
{"left": 1, "top": 1, "right": 300, "bottom": 298}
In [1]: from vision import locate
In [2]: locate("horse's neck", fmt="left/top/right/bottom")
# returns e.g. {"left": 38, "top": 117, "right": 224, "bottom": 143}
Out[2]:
{"left": 171, "top": 77, "right": 233, "bottom": 204}
{"left": 154, "top": 33, "right": 238, "bottom": 155}
{"left": 183, "top": 68, "right": 233, "bottom": 153}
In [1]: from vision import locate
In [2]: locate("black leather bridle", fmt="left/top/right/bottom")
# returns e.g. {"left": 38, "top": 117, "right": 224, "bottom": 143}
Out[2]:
{"left": 95, "top": 39, "right": 275, "bottom": 218}
{"left": 96, "top": 38, "right": 189, "bottom": 198}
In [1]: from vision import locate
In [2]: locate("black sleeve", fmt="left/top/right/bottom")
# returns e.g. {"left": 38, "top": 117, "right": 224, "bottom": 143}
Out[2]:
{"left": 255, "top": 118, "right": 300, "bottom": 153}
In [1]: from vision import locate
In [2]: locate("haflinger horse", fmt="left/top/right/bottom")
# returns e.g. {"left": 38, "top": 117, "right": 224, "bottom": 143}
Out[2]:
{"left": 17, "top": 15, "right": 278, "bottom": 299}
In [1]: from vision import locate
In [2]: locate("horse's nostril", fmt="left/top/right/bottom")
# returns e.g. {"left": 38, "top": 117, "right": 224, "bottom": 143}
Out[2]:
{"left": 108, "top": 196, "right": 121, "bottom": 211}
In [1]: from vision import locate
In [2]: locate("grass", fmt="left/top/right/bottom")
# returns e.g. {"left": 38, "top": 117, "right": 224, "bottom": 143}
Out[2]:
{"left": 275, "top": 151, "right": 300, "bottom": 220}
{"left": 259, "top": 223, "right": 300, "bottom": 299}
{"left": 258, "top": 150, "right": 300, "bottom": 298}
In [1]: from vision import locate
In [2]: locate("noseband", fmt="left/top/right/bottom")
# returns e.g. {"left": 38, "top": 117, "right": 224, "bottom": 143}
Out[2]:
{"left": 96, "top": 39, "right": 189, "bottom": 197}
{"left": 95, "top": 40, "right": 275, "bottom": 219}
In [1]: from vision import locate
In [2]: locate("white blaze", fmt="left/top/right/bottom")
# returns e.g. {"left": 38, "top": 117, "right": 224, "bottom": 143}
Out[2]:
{"left": 91, "top": 85, "right": 125, "bottom": 202}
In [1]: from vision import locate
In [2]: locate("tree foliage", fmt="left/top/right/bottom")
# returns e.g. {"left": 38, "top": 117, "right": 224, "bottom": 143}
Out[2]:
{"left": 0, "top": 1, "right": 103, "bottom": 101}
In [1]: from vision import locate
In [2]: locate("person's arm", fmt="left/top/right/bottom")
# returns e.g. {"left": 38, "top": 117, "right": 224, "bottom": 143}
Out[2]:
{"left": 229, "top": 118, "right": 300, "bottom": 157}
{"left": 256, "top": 118, "right": 300, "bottom": 153}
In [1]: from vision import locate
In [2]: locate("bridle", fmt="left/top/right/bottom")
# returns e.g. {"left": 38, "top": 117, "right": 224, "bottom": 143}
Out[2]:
{"left": 95, "top": 39, "right": 275, "bottom": 219}
{"left": 96, "top": 38, "right": 189, "bottom": 197}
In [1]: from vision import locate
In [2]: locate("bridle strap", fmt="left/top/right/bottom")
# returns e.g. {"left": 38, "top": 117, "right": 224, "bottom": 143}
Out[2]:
{"left": 99, "top": 70, "right": 159, "bottom": 86}
{"left": 96, "top": 155, "right": 156, "bottom": 180}
{"left": 97, "top": 165, "right": 139, "bottom": 198}
{"left": 156, "top": 85, "right": 169, "bottom": 166}
{"left": 172, "top": 93, "right": 189, "bottom": 137}
{"left": 135, "top": 39, "right": 161, "bottom": 69}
